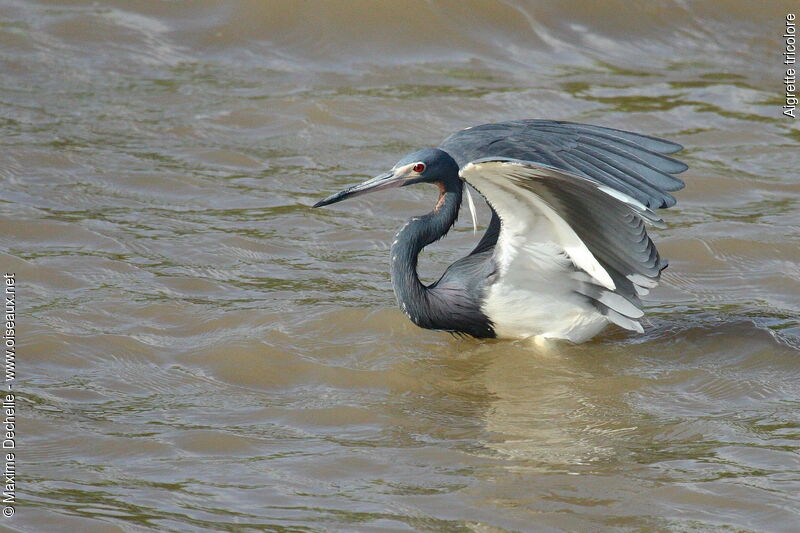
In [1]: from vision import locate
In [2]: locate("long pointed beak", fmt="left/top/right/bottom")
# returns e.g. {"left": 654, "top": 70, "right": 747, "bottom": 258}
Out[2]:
{"left": 312, "top": 170, "right": 404, "bottom": 208}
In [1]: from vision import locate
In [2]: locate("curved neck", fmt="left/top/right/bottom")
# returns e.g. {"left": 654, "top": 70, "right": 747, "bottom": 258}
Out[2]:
{"left": 390, "top": 178, "right": 462, "bottom": 327}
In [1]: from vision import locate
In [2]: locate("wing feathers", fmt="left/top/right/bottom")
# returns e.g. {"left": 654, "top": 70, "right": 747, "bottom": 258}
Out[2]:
{"left": 577, "top": 142, "right": 684, "bottom": 193}
{"left": 578, "top": 136, "right": 688, "bottom": 181}
{"left": 462, "top": 162, "right": 617, "bottom": 290}
{"left": 440, "top": 119, "right": 687, "bottom": 209}
{"left": 460, "top": 159, "right": 671, "bottom": 332}
{"left": 557, "top": 152, "right": 653, "bottom": 206}
{"left": 442, "top": 120, "right": 685, "bottom": 335}
{"left": 572, "top": 146, "right": 677, "bottom": 208}
{"left": 547, "top": 121, "right": 684, "bottom": 154}
{"left": 533, "top": 124, "right": 688, "bottom": 173}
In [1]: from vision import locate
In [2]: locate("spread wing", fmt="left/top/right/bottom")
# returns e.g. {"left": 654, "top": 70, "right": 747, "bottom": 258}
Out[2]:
{"left": 441, "top": 119, "right": 687, "bottom": 209}
{"left": 459, "top": 158, "right": 670, "bottom": 333}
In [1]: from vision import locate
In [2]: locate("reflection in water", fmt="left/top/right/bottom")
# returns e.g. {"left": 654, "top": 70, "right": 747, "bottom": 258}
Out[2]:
{"left": 4, "top": 0, "right": 799, "bottom": 530}
{"left": 387, "top": 319, "right": 800, "bottom": 529}
{"left": 476, "top": 345, "right": 639, "bottom": 468}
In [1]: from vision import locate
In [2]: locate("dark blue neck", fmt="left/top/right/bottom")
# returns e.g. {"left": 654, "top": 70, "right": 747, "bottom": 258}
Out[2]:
{"left": 390, "top": 179, "right": 462, "bottom": 329}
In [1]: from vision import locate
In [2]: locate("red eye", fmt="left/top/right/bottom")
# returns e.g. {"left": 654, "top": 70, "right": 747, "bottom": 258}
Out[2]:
{"left": 412, "top": 162, "right": 425, "bottom": 173}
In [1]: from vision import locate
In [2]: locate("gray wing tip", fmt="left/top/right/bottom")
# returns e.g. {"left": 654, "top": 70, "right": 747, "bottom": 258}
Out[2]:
{"left": 658, "top": 194, "right": 677, "bottom": 209}
{"left": 660, "top": 141, "right": 685, "bottom": 155}
{"left": 668, "top": 158, "right": 689, "bottom": 174}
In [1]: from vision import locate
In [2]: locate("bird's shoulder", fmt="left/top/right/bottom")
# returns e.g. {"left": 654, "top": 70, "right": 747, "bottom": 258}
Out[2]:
{"left": 439, "top": 119, "right": 557, "bottom": 166}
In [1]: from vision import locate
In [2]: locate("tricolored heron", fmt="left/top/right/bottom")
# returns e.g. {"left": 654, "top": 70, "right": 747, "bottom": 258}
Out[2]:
{"left": 313, "top": 120, "right": 687, "bottom": 343}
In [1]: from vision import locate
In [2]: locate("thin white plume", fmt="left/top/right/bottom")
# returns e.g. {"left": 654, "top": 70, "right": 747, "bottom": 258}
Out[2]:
{"left": 465, "top": 186, "right": 478, "bottom": 235}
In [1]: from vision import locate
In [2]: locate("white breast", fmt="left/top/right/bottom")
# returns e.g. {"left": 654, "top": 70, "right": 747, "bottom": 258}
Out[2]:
{"left": 481, "top": 240, "right": 609, "bottom": 343}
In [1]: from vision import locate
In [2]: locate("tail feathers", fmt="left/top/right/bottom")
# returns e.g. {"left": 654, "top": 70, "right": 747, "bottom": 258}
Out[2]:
{"left": 572, "top": 268, "right": 647, "bottom": 334}
{"left": 599, "top": 304, "right": 645, "bottom": 333}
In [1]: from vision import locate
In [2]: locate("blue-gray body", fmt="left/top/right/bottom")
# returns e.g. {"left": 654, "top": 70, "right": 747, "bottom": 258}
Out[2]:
{"left": 314, "top": 120, "right": 687, "bottom": 342}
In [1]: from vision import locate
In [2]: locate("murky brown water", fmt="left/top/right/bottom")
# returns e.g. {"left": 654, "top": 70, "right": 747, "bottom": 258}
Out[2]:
{"left": 3, "top": 0, "right": 800, "bottom": 531}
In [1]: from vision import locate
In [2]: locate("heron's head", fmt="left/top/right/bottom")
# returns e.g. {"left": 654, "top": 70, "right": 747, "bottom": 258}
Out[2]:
{"left": 312, "top": 148, "right": 459, "bottom": 208}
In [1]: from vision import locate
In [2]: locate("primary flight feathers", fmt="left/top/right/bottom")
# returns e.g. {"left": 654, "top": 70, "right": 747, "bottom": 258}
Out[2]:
{"left": 441, "top": 119, "right": 687, "bottom": 209}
